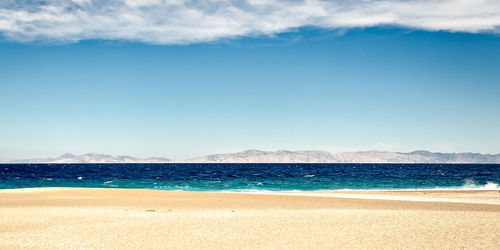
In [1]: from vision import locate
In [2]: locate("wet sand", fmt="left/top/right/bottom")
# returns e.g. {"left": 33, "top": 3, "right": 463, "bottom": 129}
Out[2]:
{"left": 1, "top": 188, "right": 499, "bottom": 249}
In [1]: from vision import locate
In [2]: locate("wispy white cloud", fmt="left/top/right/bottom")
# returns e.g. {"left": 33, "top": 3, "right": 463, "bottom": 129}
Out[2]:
{"left": 0, "top": 0, "right": 499, "bottom": 44}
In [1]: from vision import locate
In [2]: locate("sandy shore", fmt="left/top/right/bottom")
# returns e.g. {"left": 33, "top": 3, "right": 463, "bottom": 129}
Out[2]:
{"left": 1, "top": 188, "right": 499, "bottom": 249}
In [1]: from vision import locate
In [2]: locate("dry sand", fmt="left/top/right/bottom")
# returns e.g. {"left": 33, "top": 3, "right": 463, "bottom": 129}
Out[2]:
{"left": 0, "top": 188, "right": 499, "bottom": 249}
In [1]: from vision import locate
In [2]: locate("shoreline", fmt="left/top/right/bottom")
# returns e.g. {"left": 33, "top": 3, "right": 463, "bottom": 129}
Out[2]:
{"left": 1, "top": 188, "right": 499, "bottom": 249}
{"left": 2, "top": 186, "right": 499, "bottom": 192}
{"left": 2, "top": 187, "right": 500, "bottom": 204}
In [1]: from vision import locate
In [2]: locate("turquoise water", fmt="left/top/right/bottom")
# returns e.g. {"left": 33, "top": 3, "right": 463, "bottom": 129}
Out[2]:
{"left": 1, "top": 163, "right": 499, "bottom": 191}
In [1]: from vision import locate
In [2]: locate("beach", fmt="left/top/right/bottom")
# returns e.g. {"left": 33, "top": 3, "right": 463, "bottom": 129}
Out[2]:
{"left": 0, "top": 188, "right": 499, "bottom": 249}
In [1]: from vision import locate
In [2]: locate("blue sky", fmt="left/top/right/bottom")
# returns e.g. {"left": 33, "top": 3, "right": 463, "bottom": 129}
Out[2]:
{"left": 1, "top": 1, "right": 500, "bottom": 159}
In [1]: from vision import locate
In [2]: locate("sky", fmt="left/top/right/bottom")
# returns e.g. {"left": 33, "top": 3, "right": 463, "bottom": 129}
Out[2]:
{"left": 0, "top": 0, "right": 500, "bottom": 160}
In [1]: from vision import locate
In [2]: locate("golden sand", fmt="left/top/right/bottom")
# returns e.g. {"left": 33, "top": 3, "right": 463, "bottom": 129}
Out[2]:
{"left": 1, "top": 188, "right": 499, "bottom": 249}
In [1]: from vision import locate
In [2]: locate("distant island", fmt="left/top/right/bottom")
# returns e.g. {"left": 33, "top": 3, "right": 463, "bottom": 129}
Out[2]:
{"left": 4, "top": 150, "right": 500, "bottom": 163}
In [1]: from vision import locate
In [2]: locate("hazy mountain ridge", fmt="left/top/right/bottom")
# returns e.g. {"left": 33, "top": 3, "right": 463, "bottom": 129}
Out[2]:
{"left": 4, "top": 150, "right": 500, "bottom": 163}
{"left": 190, "top": 150, "right": 500, "bottom": 163}
{"left": 184, "top": 150, "right": 337, "bottom": 163}
{"left": 8, "top": 153, "right": 171, "bottom": 163}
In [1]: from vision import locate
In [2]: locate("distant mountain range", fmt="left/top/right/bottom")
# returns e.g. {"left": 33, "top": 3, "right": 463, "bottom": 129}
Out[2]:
{"left": 7, "top": 153, "right": 171, "bottom": 164}
{"left": 3, "top": 150, "right": 500, "bottom": 163}
{"left": 184, "top": 149, "right": 500, "bottom": 163}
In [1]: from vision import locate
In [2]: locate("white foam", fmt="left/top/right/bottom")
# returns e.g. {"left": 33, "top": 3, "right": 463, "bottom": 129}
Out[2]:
{"left": 458, "top": 179, "right": 499, "bottom": 190}
{"left": 229, "top": 190, "right": 500, "bottom": 205}
{"left": 221, "top": 181, "right": 500, "bottom": 205}
{"left": 225, "top": 180, "right": 500, "bottom": 193}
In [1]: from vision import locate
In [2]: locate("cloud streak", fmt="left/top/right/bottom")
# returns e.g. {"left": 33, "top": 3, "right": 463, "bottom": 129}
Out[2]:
{"left": 1, "top": 0, "right": 499, "bottom": 44}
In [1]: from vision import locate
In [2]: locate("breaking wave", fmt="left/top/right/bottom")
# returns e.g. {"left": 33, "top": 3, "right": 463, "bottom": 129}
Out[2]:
{"left": 457, "top": 179, "right": 499, "bottom": 190}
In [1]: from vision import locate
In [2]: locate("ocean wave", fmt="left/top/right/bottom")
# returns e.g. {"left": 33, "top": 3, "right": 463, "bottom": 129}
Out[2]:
{"left": 455, "top": 179, "right": 499, "bottom": 190}
{"left": 219, "top": 180, "right": 500, "bottom": 193}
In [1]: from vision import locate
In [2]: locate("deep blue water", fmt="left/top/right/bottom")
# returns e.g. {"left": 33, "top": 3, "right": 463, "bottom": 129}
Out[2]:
{"left": 1, "top": 164, "right": 499, "bottom": 191}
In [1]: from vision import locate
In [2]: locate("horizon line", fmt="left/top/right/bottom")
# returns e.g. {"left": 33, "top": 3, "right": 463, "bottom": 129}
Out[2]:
{"left": 3, "top": 149, "right": 500, "bottom": 162}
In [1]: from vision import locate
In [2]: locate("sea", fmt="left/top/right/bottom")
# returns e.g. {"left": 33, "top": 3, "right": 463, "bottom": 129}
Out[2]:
{"left": 1, "top": 163, "right": 499, "bottom": 192}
